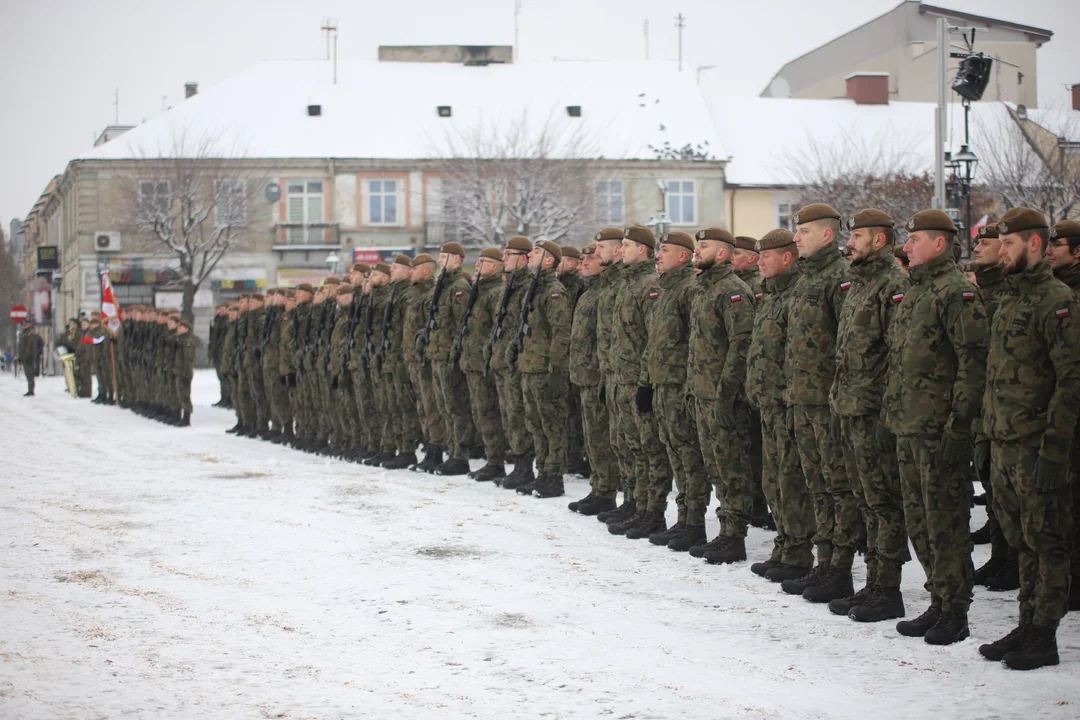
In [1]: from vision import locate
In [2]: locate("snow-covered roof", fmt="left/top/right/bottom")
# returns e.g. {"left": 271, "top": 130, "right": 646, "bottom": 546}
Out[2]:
{"left": 704, "top": 95, "right": 1079, "bottom": 187}
{"left": 79, "top": 59, "right": 725, "bottom": 163}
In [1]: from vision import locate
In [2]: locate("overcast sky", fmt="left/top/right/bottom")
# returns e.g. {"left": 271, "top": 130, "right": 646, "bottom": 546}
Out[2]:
{"left": 1, "top": 0, "right": 1077, "bottom": 232}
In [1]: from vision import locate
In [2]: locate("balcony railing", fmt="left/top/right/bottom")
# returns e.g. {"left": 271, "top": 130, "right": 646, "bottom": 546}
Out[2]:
{"left": 273, "top": 222, "right": 340, "bottom": 247}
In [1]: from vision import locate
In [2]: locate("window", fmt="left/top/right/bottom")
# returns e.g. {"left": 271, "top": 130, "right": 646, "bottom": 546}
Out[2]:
{"left": 214, "top": 179, "right": 248, "bottom": 228}
{"left": 368, "top": 179, "right": 398, "bottom": 225}
{"left": 595, "top": 180, "right": 624, "bottom": 224}
{"left": 775, "top": 197, "right": 795, "bottom": 230}
{"left": 286, "top": 180, "right": 324, "bottom": 244}
{"left": 138, "top": 180, "right": 170, "bottom": 224}
{"left": 113, "top": 284, "right": 155, "bottom": 306}
{"left": 665, "top": 180, "right": 696, "bottom": 225}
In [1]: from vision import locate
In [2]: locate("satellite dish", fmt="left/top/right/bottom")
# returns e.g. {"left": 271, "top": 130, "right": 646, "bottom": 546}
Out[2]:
{"left": 265, "top": 182, "right": 281, "bottom": 204}
{"left": 768, "top": 76, "right": 791, "bottom": 98}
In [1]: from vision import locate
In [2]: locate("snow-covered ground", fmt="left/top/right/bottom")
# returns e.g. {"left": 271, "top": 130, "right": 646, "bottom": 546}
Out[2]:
{"left": 1, "top": 370, "right": 1077, "bottom": 720}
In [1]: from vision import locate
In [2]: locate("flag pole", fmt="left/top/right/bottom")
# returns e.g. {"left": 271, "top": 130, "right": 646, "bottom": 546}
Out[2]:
{"left": 110, "top": 339, "right": 118, "bottom": 402}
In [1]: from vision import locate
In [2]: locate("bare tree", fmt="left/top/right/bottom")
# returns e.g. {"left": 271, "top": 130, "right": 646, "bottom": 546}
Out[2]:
{"left": 975, "top": 107, "right": 1080, "bottom": 223}
{"left": 115, "top": 130, "right": 264, "bottom": 322}
{"left": 436, "top": 111, "right": 604, "bottom": 247}
{"left": 0, "top": 228, "right": 25, "bottom": 352}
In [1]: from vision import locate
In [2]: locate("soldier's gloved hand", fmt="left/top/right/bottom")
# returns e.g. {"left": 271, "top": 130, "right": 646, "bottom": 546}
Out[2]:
{"left": 973, "top": 438, "right": 991, "bottom": 474}
{"left": 1035, "top": 455, "right": 1068, "bottom": 493}
{"left": 547, "top": 370, "right": 566, "bottom": 396}
{"left": 635, "top": 385, "right": 653, "bottom": 413}
{"left": 940, "top": 430, "right": 971, "bottom": 467}
{"left": 713, "top": 398, "right": 736, "bottom": 429}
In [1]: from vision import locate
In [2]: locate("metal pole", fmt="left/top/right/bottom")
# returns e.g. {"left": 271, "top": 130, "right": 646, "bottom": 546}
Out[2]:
{"left": 934, "top": 17, "right": 948, "bottom": 210}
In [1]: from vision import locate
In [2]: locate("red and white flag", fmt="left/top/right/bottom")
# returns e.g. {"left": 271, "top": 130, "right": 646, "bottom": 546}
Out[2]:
{"left": 101, "top": 271, "right": 123, "bottom": 335}
{"left": 970, "top": 214, "right": 989, "bottom": 239}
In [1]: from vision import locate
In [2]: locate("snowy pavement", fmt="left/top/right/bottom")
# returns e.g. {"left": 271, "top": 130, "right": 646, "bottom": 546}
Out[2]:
{"left": 1, "top": 370, "right": 1077, "bottom": 720}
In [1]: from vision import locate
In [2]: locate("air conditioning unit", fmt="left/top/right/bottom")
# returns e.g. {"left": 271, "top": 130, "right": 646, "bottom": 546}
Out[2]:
{"left": 94, "top": 231, "right": 121, "bottom": 252}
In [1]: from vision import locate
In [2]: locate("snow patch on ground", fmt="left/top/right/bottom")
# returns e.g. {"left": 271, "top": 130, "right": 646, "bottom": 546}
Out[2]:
{"left": 1, "top": 371, "right": 1077, "bottom": 719}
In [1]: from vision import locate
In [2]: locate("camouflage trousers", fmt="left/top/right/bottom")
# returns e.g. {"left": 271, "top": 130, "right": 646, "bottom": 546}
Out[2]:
{"left": 466, "top": 370, "right": 508, "bottom": 465}
{"left": 521, "top": 372, "right": 569, "bottom": 475}
{"left": 695, "top": 396, "right": 755, "bottom": 536}
{"left": 176, "top": 375, "right": 192, "bottom": 413}
{"left": 235, "top": 371, "right": 254, "bottom": 428}
{"left": 75, "top": 357, "right": 92, "bottom": 397}
{"left": 374, "top": 369, "right": 399, "bottom": 454}
{"left": 263, "top": 366, "right": 286, "bottom": 430}
{"left": 1070, "top": 430, "right": 1080, "bottom": 594}
{"left": 760, "top": 406, "right": 814, "bottom": 568}
{"left": 352, "top": 373, "right": 378, "bottom": 451}
{"left": 839, "top": 414, "right": 908, "bottom": 589}
{"left": 408, "top": 361, "right": 446, "bottom": 447}
{"left": 652, "top": 386, "right": 697, "bottom": 519}
{"left": 611, "top": 383, "right": 670, "bottom": 507}
{"left": 793, "top": 405, "right": 860, "bottom": 568}
{"left": 432, "top": 360, "right": 477, "bottom": 461}
{"left": 250, "top": 366, "right": 269, "bottom": 431}
{"left": 494, "top": 369, "right": 531, "bottom": 460}
{"left": 606, "top": 381, "right": 634, "bottom": 496}
{"left": 335, "top": 380, "right": 358, "bottom": 450}
{"left": 566, "top": 377, "right": 584, "bottom": 464}
{"left": 216, "top": 364, "right": 231, "bottom": 404}
{"left": 896, "top": 433, "right": 974, "bottom": 613}
{"left": 992, "top": 437, "right": 1073, "bottom": 626}
{"left": 749, "top": 410, "right": 770, "bottom": 515}
{"left": 391, "top": 363, "right": 421, "bottom": 453}
{"left": 578, "top": 384, "right": 619, "bottom": 499}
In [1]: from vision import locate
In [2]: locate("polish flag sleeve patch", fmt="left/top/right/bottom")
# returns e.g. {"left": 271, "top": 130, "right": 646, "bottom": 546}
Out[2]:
{"left": 839, "top": 280, "right": 852, "bottom": 291}
{"left": 550, "top": 293, "right": 561, "bottom": 299}
{"left": 1055, "top": 307, "right": 1070, "bottom": 319}
{"left": 730, "top": 294, "right": 742, "bottom": 303}
{"left": 961, "top": 291, "right": 975, "bottom": 301}
{"left": 890, "top": 292, "right": 905, "bottom": 304}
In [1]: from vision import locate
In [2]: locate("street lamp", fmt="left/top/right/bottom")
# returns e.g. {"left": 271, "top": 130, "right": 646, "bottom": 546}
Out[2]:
{"left": 325, "top": 251, "right": 340, "bottom": 276}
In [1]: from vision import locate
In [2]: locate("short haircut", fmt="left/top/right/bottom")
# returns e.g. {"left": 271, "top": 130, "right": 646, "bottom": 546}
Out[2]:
{"left": 819, "top": 217, "right": 842, "bottom": 237}
{"left": 1020, "top": 228, "right": 1050, "bottom": 254}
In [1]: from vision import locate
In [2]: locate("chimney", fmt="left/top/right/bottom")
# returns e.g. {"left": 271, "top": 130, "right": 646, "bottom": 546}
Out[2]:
{"left": 184, "top": 82, "right": 198, "bottom": 99}
{"left": 845, "top": 72, "right": 889, "bottom": 105}
{"left": 1072, "top": 84, "right": 1080, "bottom": 112}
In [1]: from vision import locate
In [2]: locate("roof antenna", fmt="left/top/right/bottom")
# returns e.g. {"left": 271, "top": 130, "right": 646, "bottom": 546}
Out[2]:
{"left": 321, "top": 19, "right": 339, "bottom": 83}
{"left": 674, "top": 13, "right": 685, "bottom": 71}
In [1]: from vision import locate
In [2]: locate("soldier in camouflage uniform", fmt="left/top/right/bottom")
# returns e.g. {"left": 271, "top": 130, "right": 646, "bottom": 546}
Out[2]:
{"left": 244, "top": 293, "right": 270, "bottom": 437}
{"left": 558, "top": 245, "right": 588, "bottom": 477}
{"left": 978, "top": 208, "right": 1080, "bottom": 670}
{"left": 490, "top": 237, "right": 536, "bottom": 490}
{"left": 383, "top": 255, "right": 424, "bottom": 470}
{"left": 289, "top": 285, "right": 315, "bottom": 448}
{"left": 327, "top": 282, "right": 354, "bottom": 456}
{"left": 210, "top": 305, "right": 231, "bottom": 407}
{"left": 260, "top": 291, "right": 286, "bottom": 440}
{"left": 567, "top": 243, "right": 621, "bottom": 516}
{"left": 745, "top": 230, "right": 815, "bottom": 583}
{"left": 780, "top": 203, "right": 859, "bottom": 605}
{"left": 344, "top": 266, "right": 370, "bottom": 459}
{"left": 885, "top": 209, "right": 988, "bottom": 647}
{"left": 87, "top": 312, "right": 110, "bottom": 403}
{"left": 455, "top": 248, "right": 510, "bottom": 482}
{"left": 174, "top": 319, "right": 195, "bottom": 426}
{"left": 223, "top": 302, "right": 246, "bottom": 433}
{"left": 827, "top": 210, "right": 911, "bottom": 623}
{"left": 405, "top": 255, "right": 448, "bottom": 472}
{"left": 363, "top": 264, "right": 399, "bottom": 466}
{"left": 74, "top": 317, "right": 93, "bottom": 398}
{"left": 1046, "top": 219, "right": 1080, "bottom": 614}
{"left": 277, "top": 290, "right": 299, "bottom": 443}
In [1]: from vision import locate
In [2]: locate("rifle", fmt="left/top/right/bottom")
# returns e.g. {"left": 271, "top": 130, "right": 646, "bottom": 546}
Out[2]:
{"left": 257, "top": 306, "right": 274, "bottom": 370}
{"left": 508, "top": 261, "right": 543, "bottom": 373}
{"left": 299, "top": 303, "right": 315, "bottom": 373}
{"left": 416, "top": 256, "right": 450, "bottom": 364}
{"left": 451, "top": 275, "right": 481, "bottom": 369}
{"left": 236, "top": 310, "right": 249, "bottom": 368}
{"left": 483, "top": 269, "right": 518, "bottom": 377}
{"left": 360, "top": 290, "right": 375, "bottom": 378}
{"left": 342, "top": 291, "right": 361, "bottom": 377}
{"left": 377, "top": 282, "right": 398, "bottom": 368}
{"left": 320, "top": 302, "right": 335, "bottom": 372}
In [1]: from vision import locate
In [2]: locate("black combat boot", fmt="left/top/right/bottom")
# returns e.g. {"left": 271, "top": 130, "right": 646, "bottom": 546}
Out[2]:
{"left": 533, "top": 475, "right": 565, "bottom": 499}
{"left": 625, "top": 510, "right": 666, "bottom": 540}
{"left": 416, "top": 445, "right": 444, "bottom": 473}
{"left": 704, "top": 536, "right": 747, "bottom": 565}
{"left": 1002, "top": 625, "right": 1059, "bottom": 670}
{"left": 973, "top": 540, "right": 1008, "bottom": 585}
{"left": 764, "top": 563, "right": 813, "bottom": 583}
{"left": 515, "top": 470, "right": 542, "bottom": 495}
{"left": 567, "top": 458, "right": 592, "bottom": 478}
{"left": 471, "top": 463, "right": 506, "bottom": 482}
{"left": 609, "top": 510, "right": 646, "bottom": 536}
{"left": 750, "top": 560, "right": 783, "bottom": 578}
{"left": 226, "top": 422, "right": 241, "bottom": 434}
{"left": 828, "top": 584, "right": 876, "bottom": 616}
{"left": 896, "top": 601, "right": 941, "bottom": 638}
{"left": 577, "top": 495, "right": 616, "bottom": 516}
{"left": 648, "top": 522, "right": 686, "bottom": 547}
{"left": 502, "top": 461, "right": 534, "bottom": 491}
{"left": 92, "top": 394, "right": 105, "bottom": 404}
{"left": 177, "top": 410, "right": 190, "bottom": 427}
{"left": 469, "top": 445, "right": 486, "bottom": 460}
{"left": 802, "top": 567, "right": 854, "bottom": 603}
{"left": 924, "top": 610, "right": 969, "bottom": 646}
{"left": 848, "top": 587, "right": 905, "bottom": 623}
{"left": 667, "top": 524, "right": 708, "bottom": 553}
{"left": 1070, "top": 584, "right": 1080, "bottom": 612}
{"left": 437, "top": 457, "right": 471, "bottom": 476}
{"left": 598, "top": 497, "right": 635, "bottom": 524}
{"left": 780, "top": 564, "right": 830, "bottom": 596}
{"left": 383, "top": 451, "right": 417, "bottom": 470}
{"left": 568, "top": 491, "right": 594, "bottom": 512}
{"left": 979, "top": 623, "right": 1031, "bottom": 661}
{"left": 983, "top": 548, "right": 1020, "bottom": 591}
{"left": 688, "top": 532, "right": 727, "bottom": 558}
{"left": 970, "top": 520, "right": 994, "bottom": 545}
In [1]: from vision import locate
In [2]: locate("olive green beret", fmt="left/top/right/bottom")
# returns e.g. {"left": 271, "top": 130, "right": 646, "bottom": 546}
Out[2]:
{"left": 441, "top": 241, "right": 466, "bottom": 258}
{"left": 560, "top": 245, "right": 581, "bottom": 260}
{"left": 998, "top": 207, "right": 1048, "bottom": 235}
{"left": 506, "top": 236, "right": 533, "bottom": 252}
{"left": 906, "top": 209, "right": 957, "bottom": 234}
{"left": 479, "top": 247, "right": 504, "bottom": 262}
{"left": 734, "top": 236, "right": 758, "bottom": 252}
{"left": 394, "top": 253, "right": 413, "bottom": 266}
{"left": 660, "top": 231, "right": 695, "bottom": 252}
{"left": 285, "top": 290, "right": 296, "bottom": 298}
{"left": 368, "top": 262, "right": 388, "bottom": 276}
{"left": 352, "top": 263, "right": 371, "bottom": 274}
{"left": 594, "top": 227, "right": 624, "bottom": 242}
{"left": 977, "top": 224, "right": 999, "bottom": 240}
{"left": 323, "top": 276, "right": 341, "bottom": 286}
{"left": 793, "top": 203, "right": 842, "bottom": 226}
{"left": 538, "top": 240, "right": 562, "bottom": 263}
{"left": 1050, "top": 220, "right": 1080, "bottom": 240}
{"left": 757, "top": 229, "right": 796, "bottom": 251}
{"left": 582, "top": 243, "right": 596, "bottom": 255}
{"left": 893, "top": 246, "right": 909, "bottom": 263}
{"left": 250, "top": 293, "right": 265, "bottom": 301}
{"left": 623, "top": 225, "right": 656, "bottom": 249}
{"left": 178, "top": 320, "right": 191, "bottom": 330}
{"left": 337, "top": 283, "right": 354, "bottom": 295}
{"left": 846, "top": 208, "right": 894, "bottom": 232}
{"left": 412, "top": 253, "right": 435, "bottom": 267}
{"left": 296, "top": 283, "right": 316, "bottom": 293}
{"left": 696, "top": 227, "right": 736, "bottom": 245}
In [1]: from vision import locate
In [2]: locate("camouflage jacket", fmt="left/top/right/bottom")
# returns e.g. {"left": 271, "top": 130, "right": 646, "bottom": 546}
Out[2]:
{"left": 243, "top": 308, "right": 264, "bottom": 372}
{"left": 174, "top": 333, "right": 195, "bottom": 379}
{"left": 459, "top": 274, "right": 504, "bottom": 374}
{"left": 830, "top": 246, "right": 910, "bottom": 417}
{"left": 488, "top": 267, "right": 530, "bottom": 373}
{"left": 262, "top": 307, "right": 282, "bottom": 377}
{"left": 330, "top": 305, "right": 350, "bottom": 381}
{"left": 425, "top": 267, "right": 472, "bottom": 364}
{"left": 17, "top": 328, "right": 37, "bottom": 363}
{"left": 736, "top": 267, "right": 765, "bottom": 299}
{"left": 642, "top": 262, "right": 698, "bottom": 387}
{"left": 883, "top": 253, "right": 988, "bottom": 437}
{"left": 559, "top": 270, "right": 585, "bottom": 307}
{"left": 745, "top": 265, "right": 800, "bottom": 411}
{"left": 784, "top": 244, "right": 849, "bottom": 406}
{"left": 1054, "top": 262, "right": 1080, "bottom": 293}
{"left": 385, "top": 278, "right": 411, "bottom": 364}
{"left": 221, "top": 320, "right": 237, "bottom": 374}
{"left": 688, "top": 262, "right": 755, "bottom": 401}
{"left": 318, "top": 300, "right": 337, "bottom": 373}
{"left": 983, "top": 259, "right": 1080, "bottom": 461}
{"left": 595, "top": 263, "right": 625, "bottom": 378}
{"left": 974, "top": 263, "right": 1008, "bottom": 323}
{"left": 366, "top": 284, "right": 393, "bottom": 374}
{"left": 610, "top": 261, "right": 659, "bottom": 386}
{"left": 292, "top": 301, "right": 312, "bottom": 373}
{"left": 405, "top": 278, "right": 434, "bottom": 368}
{"left": 279, "top": 308, "right": 297, "bottom": 376}
{"left": 516, "top": 268, "right": 572, "bottom": 374}
{"left": 569, "top": 277, "right": 602, "bottom": 387}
